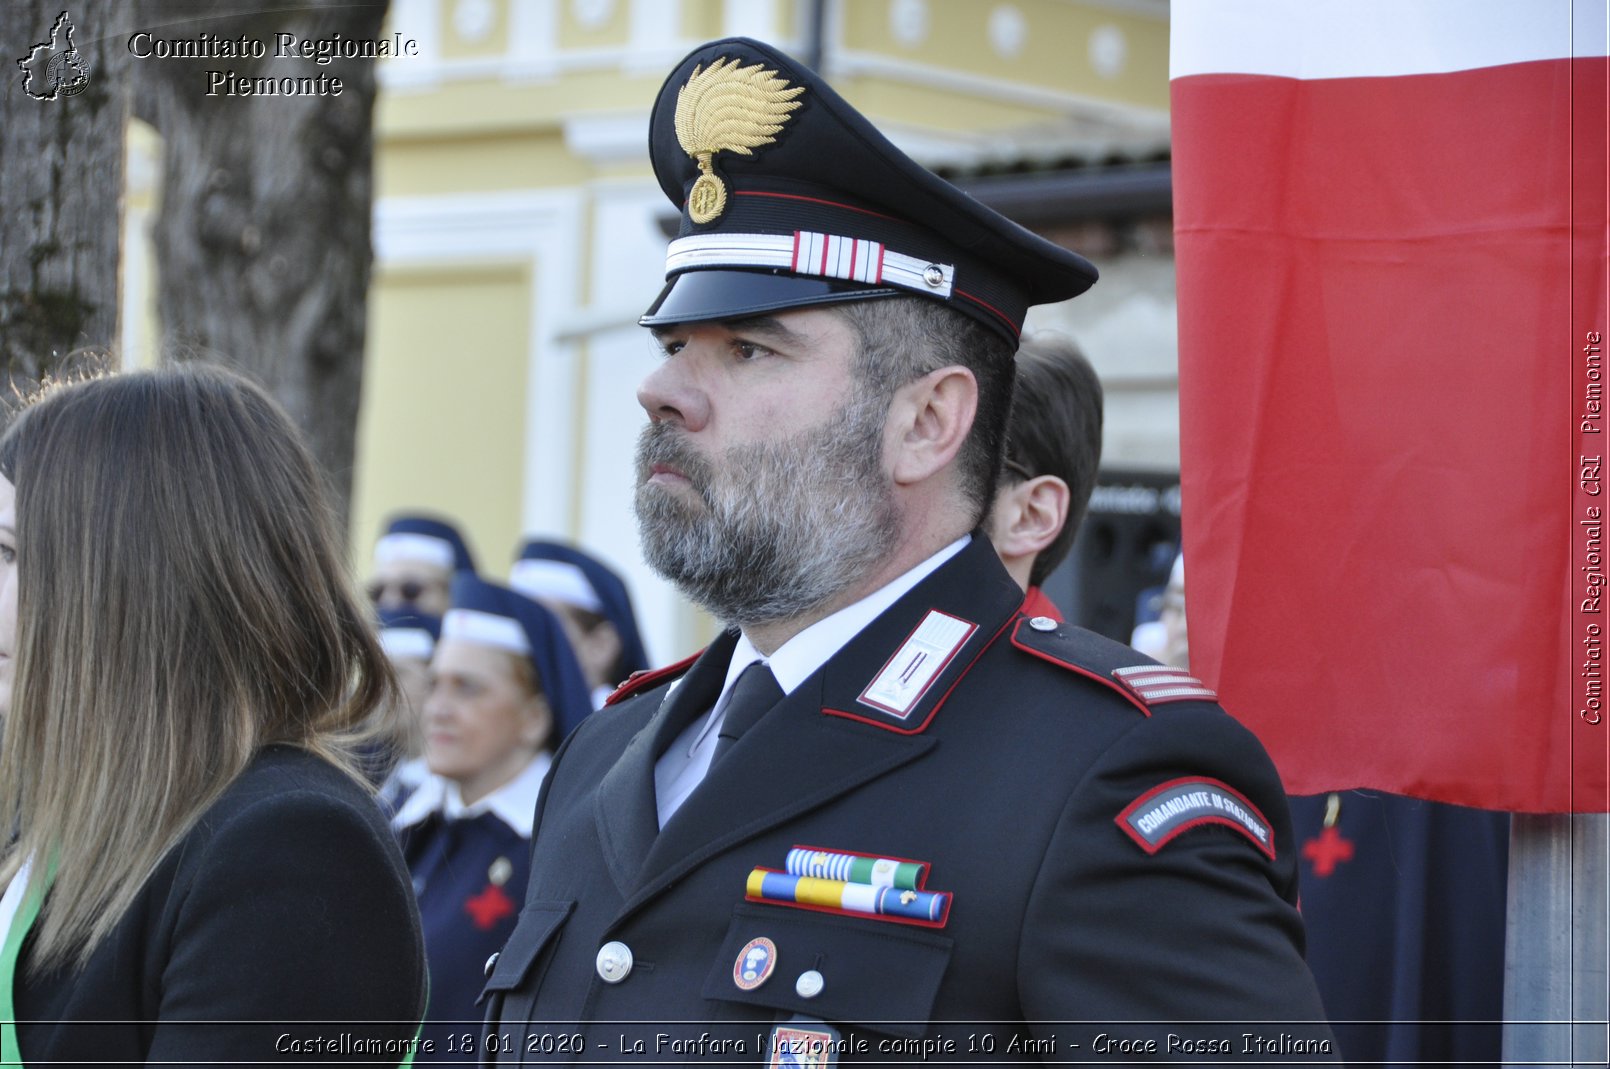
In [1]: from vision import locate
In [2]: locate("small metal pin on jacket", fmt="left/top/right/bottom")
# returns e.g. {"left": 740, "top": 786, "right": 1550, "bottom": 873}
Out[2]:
{"left": 732, "top": 936, "right": 778, "bottom": 991}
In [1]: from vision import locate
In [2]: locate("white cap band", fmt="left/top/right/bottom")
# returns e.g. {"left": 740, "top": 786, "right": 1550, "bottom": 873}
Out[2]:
{"left": 374, "top": 532, "right": 456, "bottom": 570}
{"left": 379, "top": 627, "right": 436, "bottom": 661}
{"left": 510, "top": 559, "right": 604, "bottom": 614}
{"left": 664, "top": 232, "right": 954, "bottom": 299}
{"left": 442, "top": 608, "right": 530, "bottom": 655}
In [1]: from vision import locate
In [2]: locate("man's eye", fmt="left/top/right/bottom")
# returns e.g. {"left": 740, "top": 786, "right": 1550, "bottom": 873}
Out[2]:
{"left": 654, "top": 338, "right": 685, "bottom": 358}
{"left": 734, "top": 341, "right": 771, "bottom": 361}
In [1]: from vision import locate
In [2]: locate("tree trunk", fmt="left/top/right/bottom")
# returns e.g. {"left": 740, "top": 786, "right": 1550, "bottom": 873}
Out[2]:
{"left": 0, "top": 0, "right": 128, "bottom": 381}
{"left": 130, "top": 0, "right": 389, "bottom": 528}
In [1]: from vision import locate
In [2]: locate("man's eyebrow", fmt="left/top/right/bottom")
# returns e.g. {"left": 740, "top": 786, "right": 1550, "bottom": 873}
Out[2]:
{"left": 649, "top": 316, "right": 812, "bottom": 348}
{"left": 720, "top": 316, "right": 810, "bottom": 346}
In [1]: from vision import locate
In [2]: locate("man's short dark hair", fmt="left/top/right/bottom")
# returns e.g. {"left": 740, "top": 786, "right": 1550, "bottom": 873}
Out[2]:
{"left": 1003, "top": 333, "right": 1104, "bottom": 588}
{"left": 830, "top": 297, "right": 1016, "bottom": 527}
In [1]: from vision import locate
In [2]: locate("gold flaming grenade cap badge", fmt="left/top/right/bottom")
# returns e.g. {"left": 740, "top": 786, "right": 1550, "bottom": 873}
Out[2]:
{"left": 675, "top": 57, "right": 805, "bottom": 224}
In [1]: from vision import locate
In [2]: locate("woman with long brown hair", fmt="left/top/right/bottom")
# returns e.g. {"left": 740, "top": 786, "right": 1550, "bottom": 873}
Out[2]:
{"left": 0, "top": 365, "right": 426, "bottom": 1063}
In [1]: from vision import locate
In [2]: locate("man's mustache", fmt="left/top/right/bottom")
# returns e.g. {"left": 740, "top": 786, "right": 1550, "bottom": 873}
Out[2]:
{"left": 636, "top": 423, "right": 716, "bottom": 496}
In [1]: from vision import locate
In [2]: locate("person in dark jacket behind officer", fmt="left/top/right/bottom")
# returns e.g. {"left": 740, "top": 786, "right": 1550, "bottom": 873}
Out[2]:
{"left": 986, "top": 332, "right": 1104, "bottom": 622}
{"left": 482, "top": 36, "right": 1336, "bottom": 1066}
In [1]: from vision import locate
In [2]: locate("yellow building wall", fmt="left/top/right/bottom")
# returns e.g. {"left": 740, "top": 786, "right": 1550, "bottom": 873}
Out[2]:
{"left": 352, "top": 264, "right": 533, "bottom": 574}
{"left": 437, "top": 0, "right": 512, "bottom": 59}
{"left": 377, "top": 131, "right": 595, "bottom": 198}
{"left": 840, "top": 0, "right": 1169, "bottom": 111}
{"left": 680, "top": 0, "right": 726, "bottom": 42}
{"left": 843, "top": 75, "right": 1067, "bottom": 130}
{"left": 121, "top": 120, "right": 164, "bottom": 370}
{"left": 559, "top": 0, "right": 632, "bottom": 48}
{"left": 376, "top": 70, "right": 664, "bottom": 141}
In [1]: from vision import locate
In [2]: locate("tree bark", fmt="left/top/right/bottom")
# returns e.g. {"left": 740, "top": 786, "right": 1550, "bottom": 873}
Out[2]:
{"left": 129, "top": 0, "right": 389, "bottom": 527}
{"left": 0, "top": 0, "right": 128, "bottom": 381}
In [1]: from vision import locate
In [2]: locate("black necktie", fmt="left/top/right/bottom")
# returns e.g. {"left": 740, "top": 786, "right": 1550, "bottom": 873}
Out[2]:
{"left": 711, "top": 661, "right": 783, "bottom": 765}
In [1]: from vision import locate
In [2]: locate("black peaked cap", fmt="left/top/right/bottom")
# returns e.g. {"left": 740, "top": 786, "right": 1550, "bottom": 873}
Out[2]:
{"left": 639, "top": 37, "right": 1098, "bottom": 343}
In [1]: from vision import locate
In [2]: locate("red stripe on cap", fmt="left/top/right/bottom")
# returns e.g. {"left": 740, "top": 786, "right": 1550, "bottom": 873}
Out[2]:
{"left": 955, "top": 288, "right": 1020, "bottom": 339}
{"left": 791, "top": 231, "right": 804, "bottom": 272}
{"left": 735, "top": 190, "right": 901, "bottom": 223}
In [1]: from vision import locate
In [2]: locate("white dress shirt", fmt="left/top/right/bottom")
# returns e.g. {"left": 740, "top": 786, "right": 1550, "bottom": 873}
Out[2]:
{"left": 653, "top": 535, "right": 969, "bottom": 826}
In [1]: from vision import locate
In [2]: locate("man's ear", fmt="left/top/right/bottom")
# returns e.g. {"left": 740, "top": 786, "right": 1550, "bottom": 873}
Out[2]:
{"left": 888, "top": 366, "right": 978, "bottom": 486}
{"left": 992, "top": 475, "right": 1071, "bottom": 561}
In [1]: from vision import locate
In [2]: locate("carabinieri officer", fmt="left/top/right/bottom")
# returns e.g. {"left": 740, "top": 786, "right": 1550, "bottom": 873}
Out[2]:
{"left": 481, "top": 37, "right": 1336, "bottom": 1065}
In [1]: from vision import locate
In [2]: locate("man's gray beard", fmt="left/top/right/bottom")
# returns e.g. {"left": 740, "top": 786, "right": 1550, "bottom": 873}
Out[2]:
{"left": 633, "top": 393, "right": 900, "bottom": 629}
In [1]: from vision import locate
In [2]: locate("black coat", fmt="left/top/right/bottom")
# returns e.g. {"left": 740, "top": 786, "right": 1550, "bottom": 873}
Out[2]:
{"left": 484, "top": 539, "right": 1336, "bottom": 1064}
{"left": 15, "top": 745, "right": 428, "bottom": 1067}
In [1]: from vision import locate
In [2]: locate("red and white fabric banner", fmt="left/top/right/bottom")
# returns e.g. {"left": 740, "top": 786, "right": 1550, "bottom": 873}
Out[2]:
{"left": 1171, "top": 0, "right": 1609, "bottom": 811}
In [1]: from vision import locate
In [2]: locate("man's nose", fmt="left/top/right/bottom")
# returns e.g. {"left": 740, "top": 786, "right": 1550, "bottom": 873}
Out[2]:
{"left": 637, "top": 345, "right": 711, "bottom": 431}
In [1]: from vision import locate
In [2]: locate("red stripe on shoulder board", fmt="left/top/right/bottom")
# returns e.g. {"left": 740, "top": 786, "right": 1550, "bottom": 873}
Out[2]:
{"left": 604, "top": 650, "right": 700, "bottom": 706}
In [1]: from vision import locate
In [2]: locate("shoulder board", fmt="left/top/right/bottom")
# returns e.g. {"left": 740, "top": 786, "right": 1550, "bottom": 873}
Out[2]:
{"left": 603, "top": 649, "right": 702, "bottom": 707}
{"left": 1009, "top": 615, "right": 1218, "bottom": 716}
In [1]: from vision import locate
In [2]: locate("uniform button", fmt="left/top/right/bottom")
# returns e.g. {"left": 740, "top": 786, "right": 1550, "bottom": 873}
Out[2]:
{"left": 795, "top": 969, "right": 824, "bottom": 999}
{"left": 922, "top": 264, "right": 945, "bottom": 288}
{"left": 1029, "top": 615, "right": 1057, "bottom": 632}
{"left": 484, "top": 951, "right": 500, "bottom": 978}
{"left": 596, "top": 941, "right": 634, "bottom": 984}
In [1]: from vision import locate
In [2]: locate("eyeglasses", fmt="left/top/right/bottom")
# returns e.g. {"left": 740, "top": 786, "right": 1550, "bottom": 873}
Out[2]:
{"left": 1002, "top": 457, "right": 1035, "bottom": 481}
{"left": 367, "top": 579, "right": 431, "bottom": 605}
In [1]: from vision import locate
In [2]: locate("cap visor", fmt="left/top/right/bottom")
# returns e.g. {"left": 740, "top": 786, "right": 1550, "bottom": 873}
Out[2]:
{"left": 639, "top": 270, "right": 899, "bottom": 328}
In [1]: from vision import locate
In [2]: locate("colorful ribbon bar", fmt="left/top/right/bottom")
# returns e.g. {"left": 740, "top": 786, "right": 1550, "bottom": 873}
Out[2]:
{"left": 784, "top": 847, "right": 924, "bottom": 889}
{"left": 746, "top": 868, "right": 949, "bottom": 924}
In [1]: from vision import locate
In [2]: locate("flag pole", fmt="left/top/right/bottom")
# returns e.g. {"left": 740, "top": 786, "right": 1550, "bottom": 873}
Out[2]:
{"left": 1503, "top": 815, "right": 1608, "bottom": 1067}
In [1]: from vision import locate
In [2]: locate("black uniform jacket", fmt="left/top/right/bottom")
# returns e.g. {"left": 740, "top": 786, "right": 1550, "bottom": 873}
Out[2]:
{"left": 15, "top": 745, "right": 427, "bottom": 1067}
{"left": 484, "top": 539, "right": 1335, "bottom": 1064}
